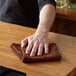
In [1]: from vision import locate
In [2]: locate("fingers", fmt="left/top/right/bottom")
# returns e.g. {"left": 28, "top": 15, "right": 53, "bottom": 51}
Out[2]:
{"left": 21, "top": 38, "right": 28, "bottom": 48}
{"left": 37, "top": 43, "right": 43, "bottom": 56}
{"left": 21, "top": 37, "right": 49, "bottom": 57}
{"left": 30, "top": 41, "right": 39, "bottom": 56}
{"left": 44, "top": 44, "right": 49, "bottom": 54}
{"left": 25, "top": 41, "right": 33, "bottom": 54}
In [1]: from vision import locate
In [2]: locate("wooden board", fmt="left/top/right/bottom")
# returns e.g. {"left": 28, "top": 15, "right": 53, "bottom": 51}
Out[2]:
{"left": 0, "top": 21, "right": 76, "bottom": 76}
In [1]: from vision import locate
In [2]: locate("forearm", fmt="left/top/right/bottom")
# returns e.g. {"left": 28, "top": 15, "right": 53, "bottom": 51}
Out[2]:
{"left": 36, "top": 4, "right": 56, "bottom": 35}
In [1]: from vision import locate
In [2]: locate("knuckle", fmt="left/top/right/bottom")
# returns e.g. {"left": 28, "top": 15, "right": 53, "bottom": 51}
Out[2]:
{"left": 40, "top": 43, "right": 43, "bottom": 47}
{"left": 29, "top": 41, "right": 33, "bottom": 45}
{"left": 21, "top": 40, "right": 24, "bottom": 43}
{"left": 34, "top": 41, "right": 38, "bottom": 45}
{"left": 45, "top": 43, "right": 49, "bottom": 47}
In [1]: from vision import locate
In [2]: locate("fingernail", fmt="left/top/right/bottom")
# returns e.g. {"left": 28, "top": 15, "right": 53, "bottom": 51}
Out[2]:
{"left": 37, "top": 54, "right": 42, "bottom": 56}
{"left": 25, "top": 50, "right": 29, "bottom": 54}
{"left": 25, "top": 51, "right": 28, "bottom": 54}
{"left": 30, "top": 53, "right": 34, "bottom": 56}
{"left": 21, "top": 43, "right": 24, "bottom": 47}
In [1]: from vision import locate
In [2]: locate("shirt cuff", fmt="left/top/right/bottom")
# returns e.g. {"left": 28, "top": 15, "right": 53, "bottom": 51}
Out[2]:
{"left": 37, "top": 0, "right": 56, "bottom": 11}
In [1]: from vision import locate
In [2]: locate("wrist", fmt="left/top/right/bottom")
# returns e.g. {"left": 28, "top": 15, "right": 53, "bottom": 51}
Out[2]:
{"left": 36, "top": 24, "right": 49, "bottom": 34}
{"left": 35, "top": 29, "right": 48, "bottom": 37}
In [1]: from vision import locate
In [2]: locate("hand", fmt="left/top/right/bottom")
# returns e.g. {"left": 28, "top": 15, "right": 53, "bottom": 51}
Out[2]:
{"left": 21, "top": 32, "right": 49, "bottom": 56}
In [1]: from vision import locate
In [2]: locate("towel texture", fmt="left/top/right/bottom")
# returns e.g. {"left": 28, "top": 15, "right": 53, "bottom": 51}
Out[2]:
{"left": 10, "top": 43, "right": 61, "bottom": 63}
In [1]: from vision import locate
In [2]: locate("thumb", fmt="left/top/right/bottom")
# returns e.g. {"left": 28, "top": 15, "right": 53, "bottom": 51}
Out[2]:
{"left": 21, "top": 38, "right": 28, "bottom": 47}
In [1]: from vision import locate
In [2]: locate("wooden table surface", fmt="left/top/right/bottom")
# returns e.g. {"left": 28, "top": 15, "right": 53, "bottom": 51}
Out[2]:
{"left": 0, "top": 21, "right": 76, "bottom": 76}
{"left": 56, "top": 7, "right": 76, "bottom": 21}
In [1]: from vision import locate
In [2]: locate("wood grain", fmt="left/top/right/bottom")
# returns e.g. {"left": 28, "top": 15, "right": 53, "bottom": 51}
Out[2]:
{"left": 56, "top": 7, "right": 76, "bottom": 21}
{"left": 0, "top": 21, "right": 76, "bottom": 76}
{"left": 51, "top": 7, "right": 76, "bottom": 36}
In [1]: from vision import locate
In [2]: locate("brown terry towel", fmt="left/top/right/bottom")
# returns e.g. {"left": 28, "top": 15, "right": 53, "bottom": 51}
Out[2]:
{"left": 67, "top": 68, "right": 76, "bottom": 76}
{"left": 10, "top": 43, "right": 61, "bottom": 63}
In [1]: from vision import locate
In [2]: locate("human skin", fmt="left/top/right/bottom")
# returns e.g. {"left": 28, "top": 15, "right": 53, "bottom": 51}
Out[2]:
{"left": 21, "top": 4, "right": 56, "bottom": 56}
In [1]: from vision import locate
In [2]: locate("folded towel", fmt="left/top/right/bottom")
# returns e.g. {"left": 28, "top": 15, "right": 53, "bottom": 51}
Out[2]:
{"left": 67, "top": 68, "right": 76, "bottom": 76}
{"left": 10, "top": 43, "right": 61, "bottom": 63}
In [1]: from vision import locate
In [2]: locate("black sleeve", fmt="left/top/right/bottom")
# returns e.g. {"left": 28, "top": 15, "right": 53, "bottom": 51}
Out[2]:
{"left": 37, "top": 0, "right": 56, "bottom": 11}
